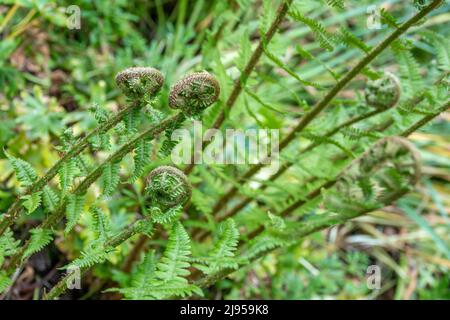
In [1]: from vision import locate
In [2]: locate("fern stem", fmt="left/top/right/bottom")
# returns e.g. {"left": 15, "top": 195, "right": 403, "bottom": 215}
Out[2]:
{"left": 194, "top": 188, "right": 410, "bottom": 291}
{"left": 245, "top": 99, "right": 450, "bottom": 241}
{"left": 207, "top": 0, "right": 444, "bottom": 216}
{"left": 193, "top": 107, "right": 386, "bottom": 241}
{"left": 42, "top": 217, "right": 148, "bottom": 300}
{"left": 183, "top": 0, "right": 294, "bottom": 174}
{"left": 400, "top": 99, "right": 450, "bottom": 137}
{"left": 0, "top": 101, "right": 143, "bottom": 237}
{"left": 213, "top": 79, "right": 447, "bottom": 223}
{"left": 5, "top": 113, "right": 184, "bottom": 273}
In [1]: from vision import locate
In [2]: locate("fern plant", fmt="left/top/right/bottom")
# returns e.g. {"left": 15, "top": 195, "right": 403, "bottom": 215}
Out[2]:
{"left": 0, "top": 0, "right": 448, "bottom": 300}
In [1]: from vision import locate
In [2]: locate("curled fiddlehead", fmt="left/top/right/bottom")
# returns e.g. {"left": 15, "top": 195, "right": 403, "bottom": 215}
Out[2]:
{"left": 324, "top": 136, "right": 421, "bottom": 215}
{"left": 146, "top": 165, "right": 192, "bottom": 210}
{"left": 169, "top": 71, "right": 220, "bottom": 118}
{"left": 364, "top": 72, "right": 401, "bottom": 110}
{"left": 115, "top": 67, "right": 165, "bottom": 100}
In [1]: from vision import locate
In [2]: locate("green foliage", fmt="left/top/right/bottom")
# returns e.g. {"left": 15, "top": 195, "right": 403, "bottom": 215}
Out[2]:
{"left": 90, "top": 206, "right": 111, "bottom": 240}
{"left": 149, "top": 205, "right": 183, "bottom": 225}
{"left": 289, "top": 9, "right": 336, "bottom": 52}
{"left": 129, "top": 138, "right": 152, "bottom": 183}
{"left": 21, "top": 192, "right": 42, "bottom": 215}
{"left": 194, "top": 219, "right": 243, "bottom": 274}
{"left": 42, "top": 186, "right": 60, "bottom": 213}
{"left": 0, "top": 0, "right": 448, "bottom": 301}
{"left": 109, "top": 223, "right": 201, "bottom": 299}
{"left": 0, "top": 228, "right": 20, "bottom": 266}
{"left": 65, "top": 194, "right": 86, "bottom": 234}
{"left": 67, "top": 246, "right": 111, "bottom": 270}
{"left": 58, "top": 160, "right": 77, "bottom": 196}
{"left": 5, "top": 152, "right": 38, "bottom": 187}
{"left": 23, "top": 228, "right": 53, "bottom": 259}
{"left": 154, "top": 222, "right": 192, "bottom": 283}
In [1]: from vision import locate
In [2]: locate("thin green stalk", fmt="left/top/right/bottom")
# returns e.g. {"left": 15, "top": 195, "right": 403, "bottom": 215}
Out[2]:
{"left": 400, "top": 99, "right": 450, "bottom": 137}
{"left": 0, "top": 101, "right": 143, "bottom": 236}
{"left": 183, "top": 0, "right": 294, "bottom": 174}
{"left": 215, "top": 83, "right": 446, "bottom": 223}
{"left": 245, "top": 99, "right": 450, "bottom": 241}
{"left": 193, "top": 107, "right": 386, "bottom": 241}
{"left": 208, "top": 0, "right": 444, "bottom": 215}
{"left": 5, "top": 113, "right": 184, "bottom": 272}
{"left": 194, "top": 189, "right": 410, "bottom": 290}
{"left": 43, "top": 217, "right": 149, "bottom": 300}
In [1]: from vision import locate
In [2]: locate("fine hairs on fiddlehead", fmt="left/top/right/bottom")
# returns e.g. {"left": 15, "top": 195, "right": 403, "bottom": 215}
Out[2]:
{"left": 115, "top": 67, "right": 165, "bottom": 101}
{"left": 169, "top": 71, "right": 220, "bottom": 118}
{"left": 364, "top": 72, "right": 401, "bottom": 110}
{"left": 146, "top": 166, "right": 192, "bottom": 210}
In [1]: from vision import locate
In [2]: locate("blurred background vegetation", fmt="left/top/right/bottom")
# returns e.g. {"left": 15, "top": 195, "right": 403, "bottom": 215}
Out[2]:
{"left": 0, "top": 0, "right": 449, "bottom": 299}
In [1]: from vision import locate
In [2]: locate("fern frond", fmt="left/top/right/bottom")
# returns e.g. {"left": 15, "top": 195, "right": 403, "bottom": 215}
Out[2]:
{"left": 107, "top": 223, "right": 199, "bottom": 299}
{"left": 340, "top": 127, "right": 382, "bottom": 141}
{"left": 89, "top": 103, "right": 111, "bottom": 124}
{"left": 112, "top": 282, "right": 202, "bottom": 300}
{"left": 262, "top": 43, "right": 323, "bottom": 88}
{"left": 338, "top": 27, "right": 371, "bottom": 53}
{"left": 21, "top": 191, "right": 42, "bottom": 214}
{"left": 101, "top": 161, "right": 121, "bottom": 196}
{"left": 65, "top": 194, "right": 86, "bottom": 234}
{"left": 42, "top": 186, "right": 60, "bottom": 212}
{"left": 421, "top": 30, "right": 450, "bottom": 71}
{"left": 159, "top": 114, "right": 186, "bottom": 158}
{"left": 394, "top": 48, "right": 424, "bottom": 96}
{"left": 74, "top": 155, "right": 90, "bottom": 176}
{"left": 154, "top": 222, "right": 192, "bottom": 283}
{"left": 289, "top": 9, "right": 336, "bottom": 51}
{"left": 130, "top": 250, "right": 157, "bottom": 288}
{"left": 90, "top": 206, "right": 111, "bottom": 240}
{"left": 0, "top": 271, "right": 12, "bottom": 293}
{"left": 0, "top": 228, "right": 20, "bottom": 264}
{"left": 302, "top": 132, "right": 355, "bottom": 158}
{"left": 124, "top": 107, "right": 142, "bottom": 135}
{"left": 380, "top": 8, "right": 399, "bottom": 29}
{"left": 129, "top": 138, "right": 152, "bottom": 182}
{"left": 245, "top": 88, "right": 284, "bottom": 114}
{"left": 191, "top": 189, "right": 214, "bottom": 215}
{"left": 23, "top": 228, "right": 53, "bottom": 258}
{"left": 67, "top": 245, "right": 111, "bottom": 269}
{"left": 6, "top": 152, "right": 38, "bottom": 187}
{"left": 245, "top": 233, "right": 290, "bottom": 260}
{"left": 194, "top": 219, "right": 241, "bottom": 274}
{"left": 325, "top": 0, "right": 344, "bottom": 9}
{"left": 58, "top": 159, "right": 77, "bottom": 196}
{"left": 149, "top": 205, "right": 183, "bottom": 225}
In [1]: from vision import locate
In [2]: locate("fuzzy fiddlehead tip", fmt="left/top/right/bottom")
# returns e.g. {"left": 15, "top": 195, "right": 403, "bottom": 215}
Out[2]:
{"left": 168, "top": 71, "right": 220, "bottom": 118}
{"left": 364, "top": 72, "right": 401, "bottom": 110}
{"left": 146, "top": 165, "right": 192, "bottom": 210}
{"left": 116, "top": 67, "right": 165, "bottom": 100}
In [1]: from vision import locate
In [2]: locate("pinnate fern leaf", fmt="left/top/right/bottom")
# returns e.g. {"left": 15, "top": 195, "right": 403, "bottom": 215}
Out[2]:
{"left": 58, "top": 159, "right": 77, "bottom": 196}
{"left": 129, "top": 138, "right": 152, "bottom": 182}
{"left": 65, "top": 194, "right": 86, "bottom": 234}
{"left": 154, "top": 222, "right": 192, "bottom": 283}
{"left": 90, "top": 206, "right": 110, "bottom": 240}
{"left": 289, "top": 9, "right": 336, "bottom": 51}
{"left": 23, "top": 228, "right": 53, "bottom": 259}
{"left": 194, "top": 219, "right": 242, "bottom": 274}
{"left": 0, "top": 271, "right": 12, "bottom": 293}
{"left": 6, "top": 152, "right": 38, "bottom": 187}
{"left": 21, "top": 192, "right": 42, "bottom": 214}
{"left": 42, "top": 186, "right": 60, "bottom": 212}
{"left": 102, "top": 161, "right": 121, "bottom": 196}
